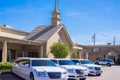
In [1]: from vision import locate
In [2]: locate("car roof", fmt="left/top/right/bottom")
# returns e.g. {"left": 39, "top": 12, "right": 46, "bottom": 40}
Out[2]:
{"left": 71, "top": 59, "right": 90, "bottom": 60}
{"left": 16, "top": 57, "right": 51, "bottom": 60}
{"left": 51, "top": 58, "right": 72, "bottom": 60}
{"left": 79, "top": 59, "right": 90, "bottom": 60}
{"left": 98, "top": 58, "right": 113, "bottom": 60}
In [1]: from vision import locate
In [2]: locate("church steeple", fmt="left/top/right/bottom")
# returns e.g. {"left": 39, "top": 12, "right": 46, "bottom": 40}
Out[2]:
{"left": 51, "top": 0, "right": 61, "bottom": 27}
{"left": 55, "top": 0, "right": 58, "bottom": 12}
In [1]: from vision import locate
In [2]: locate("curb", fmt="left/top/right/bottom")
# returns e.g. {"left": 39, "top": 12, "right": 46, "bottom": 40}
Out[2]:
{"left": 0, "top": 70, "right": 11, "bottom": 75}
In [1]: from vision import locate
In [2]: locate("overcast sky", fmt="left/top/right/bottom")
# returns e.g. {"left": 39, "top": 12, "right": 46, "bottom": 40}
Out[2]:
{"left": 0, "top": 0, "right": 120, "bottom": 45}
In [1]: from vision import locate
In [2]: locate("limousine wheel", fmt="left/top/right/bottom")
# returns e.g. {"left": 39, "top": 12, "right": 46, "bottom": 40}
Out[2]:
{"left": 96, "top": 73, "right": 101, "bottom": 76}
{"left": 107, "top": 63, "right": 111, "bottom": 67}
{"left": 95, "top": 62, "right": 99, "bottom": 65}
{"left": 30, "top": 73, "right": 34, "bottom": 80}
{"left": 80, "top": 78, "right": 86, "bottom": 80}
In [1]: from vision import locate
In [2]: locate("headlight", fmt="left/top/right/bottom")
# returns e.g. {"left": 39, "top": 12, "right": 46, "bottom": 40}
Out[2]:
{"left": 85, "top": 69, "right": 88, "bottom": 71}
{"left": 63, "top": 72, "right": 67, "bottom": 74}
{"left": 67, "top": 69, "right": 74, "bottom": 73}
{"left": 62, "top": 72, "right": 68, "bottom": 78}
{"left": 89, "top": 67, "right": 94, "bottom": 70}
{"left": 36, "top": 71, "right": 47, "bottom": 77}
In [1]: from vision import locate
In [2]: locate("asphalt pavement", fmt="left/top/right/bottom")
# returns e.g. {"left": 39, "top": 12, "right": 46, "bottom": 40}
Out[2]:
{"left": 0, "top": 73, "right": 23, "bottom": 80}
{"left": 87, "top": 65, "right": 120, "bottom": 80}
{"left": 0, "top": 65, "right": 120, "bottom": 80}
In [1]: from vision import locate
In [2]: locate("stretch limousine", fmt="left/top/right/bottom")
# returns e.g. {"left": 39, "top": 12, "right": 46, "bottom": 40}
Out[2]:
{"left": 12, "top": 57, "right": 68, "bottom": 80}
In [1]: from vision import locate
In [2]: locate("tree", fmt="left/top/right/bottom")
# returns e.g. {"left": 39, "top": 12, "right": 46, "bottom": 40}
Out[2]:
{"left": 50, "top": 42, "right": 69, "bottom": 58}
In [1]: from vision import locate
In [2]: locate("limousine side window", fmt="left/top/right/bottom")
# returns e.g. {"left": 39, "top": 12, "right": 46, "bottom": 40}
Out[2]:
{"left": 15, "top": 59, "right": 30, "bottom": 67}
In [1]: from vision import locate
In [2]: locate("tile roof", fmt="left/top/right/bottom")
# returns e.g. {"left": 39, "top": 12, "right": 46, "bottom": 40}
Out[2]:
{"left": 79, "top": 45, "right": 120, "bottom": 54}
{"left": 25, "top": 24, "right": 63, "bottom": 42}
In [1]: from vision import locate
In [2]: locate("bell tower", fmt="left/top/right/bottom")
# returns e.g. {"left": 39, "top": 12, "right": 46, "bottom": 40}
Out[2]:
{"left": 51, "top": 0, "right": 61, "bottom": 26}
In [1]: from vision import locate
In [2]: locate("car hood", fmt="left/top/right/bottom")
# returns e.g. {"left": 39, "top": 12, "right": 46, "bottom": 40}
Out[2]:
{"left": 83, "top": 64, "right": 101, "bottom": 67}
{"left": 61, "top": 65, "right": 86, "bottom": 70}
{"left": 32, "top": 66, "right": 66, "bottom": 72}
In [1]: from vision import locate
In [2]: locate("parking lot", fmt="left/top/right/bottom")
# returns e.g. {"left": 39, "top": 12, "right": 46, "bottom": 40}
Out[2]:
{"left": 0, "top": 65, "right": 120, "bottom": 80}
{"left": 87, "top": 65, "right": 120, "bottom": 80}
{"left": 0, "top": 73, "right": 23, "bottom": 80}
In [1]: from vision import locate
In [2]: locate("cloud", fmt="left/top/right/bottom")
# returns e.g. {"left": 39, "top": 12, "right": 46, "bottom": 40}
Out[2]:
{"left": 0, "top": 7, "right": 48, "bottom": 15}
{"left": 67, "top": 12, "right": 81, "bottom": 16}
{"left": 71, "top": 30, "right": 120, "bottom": 45}
{"left": 67, "top": 12, "right": 94, "bottom": 17}
{"left": 0, "top": 9, "right": 31, "bottom": 15}
{"left": 71, "top": 34, "right": 92, "bottom": 45}
{"left": 96, "top": 31, "right": 120, "bottom": 44}
{"left": 101, "top": 31, "right": 120, "bottom": 43}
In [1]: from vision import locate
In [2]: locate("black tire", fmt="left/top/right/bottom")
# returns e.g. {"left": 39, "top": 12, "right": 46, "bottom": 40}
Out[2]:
{"left": 30, "top": 73, "right": 34, "bottom": 80}
{"left": 107, "top": 63, "right": 111, "bottom": 67}
{"left": 11, "top": 67, "right": 13, "bottom": 73}
{"left": 80, "top": 78, "right": 86, "bottom": 80}
{"left": 95, "top": 62, "right": 99, "bottom": 65}
{"left": 11, "top": 67, "right": 14, "bottom": 74}
{"left": 96, "top": 74, "right": 101, "bottom": 76}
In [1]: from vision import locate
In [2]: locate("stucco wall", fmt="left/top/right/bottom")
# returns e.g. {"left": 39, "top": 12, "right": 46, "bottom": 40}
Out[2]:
{"left": 46, "top": 28, "right": 72, "bottom": 58}
{"left": 89, "top": 53, "right": 104, "bottom": 62}
{"left": 47, "top": 31, "right": 60, "bottom": 58}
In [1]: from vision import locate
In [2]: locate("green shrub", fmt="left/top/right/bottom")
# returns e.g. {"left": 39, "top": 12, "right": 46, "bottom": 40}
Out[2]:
{"left": 71, "top": 49, "right": 79, "bottom": 59}
{"left": 0, "top": 62, "right": 11, "bottom": 70}
{"left": 72, "top": 52, "right": 79, "bottom": 59}
{"left": 50, "top": 42, "right": 69, "bottom": 58}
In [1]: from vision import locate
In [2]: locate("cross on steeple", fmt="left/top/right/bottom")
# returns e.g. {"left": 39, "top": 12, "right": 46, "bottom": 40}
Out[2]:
{"left": 51, "top": 0, "right": 61, "bottom": 27}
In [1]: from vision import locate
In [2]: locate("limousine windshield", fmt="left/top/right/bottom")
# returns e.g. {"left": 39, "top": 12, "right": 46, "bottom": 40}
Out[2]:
{"left": 32, "top": 60, "right": 56, "bottom": 66}
{"left": 59, "top": 60, "right": 76, "bottom": 65}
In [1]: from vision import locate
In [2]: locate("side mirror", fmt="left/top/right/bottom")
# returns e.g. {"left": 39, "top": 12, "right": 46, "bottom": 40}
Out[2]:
{"left": 55, "top": 63, "right": 59, "bottom": 67}
{"left": 76, "top": 63, "right": 80, "bottom": 65}
{"left": 15, "top": 64, "right": 18, "bottom": 67}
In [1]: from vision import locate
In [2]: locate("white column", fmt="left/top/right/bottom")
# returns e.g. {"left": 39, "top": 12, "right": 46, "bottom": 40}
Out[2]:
{"left": 41, "top": 45, "right": 44, "bottom": 58}
{"left": 83, "top": 51, "right": 89, "bottom": 59}
{"left": 85, "top": 52, "right": 88, "bottom": 59}
{"left": 78, "top": 50, "right": 81, "bottom": 59}
{"left": 2, "top": 41, "right": 7, "bottom": 62}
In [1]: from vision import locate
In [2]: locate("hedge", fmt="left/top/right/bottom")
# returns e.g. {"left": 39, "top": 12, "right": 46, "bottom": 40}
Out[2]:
{"left": 0, "top": 62, "right": 12, "bottom": 70}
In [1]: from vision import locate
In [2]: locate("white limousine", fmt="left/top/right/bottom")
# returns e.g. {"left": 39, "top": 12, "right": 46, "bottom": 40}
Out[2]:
{"left": 51, "top": 59, "right": 88, "bottom": 80}
{"left": 12, "top": 57, "right": 68, "bottom": 80}
{"left": 72, "top": 59, "right": 103, "bottom": 76}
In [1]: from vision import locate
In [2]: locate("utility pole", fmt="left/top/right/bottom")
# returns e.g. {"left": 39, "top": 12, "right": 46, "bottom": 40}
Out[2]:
{"left": 113, "top": 36, "right": 115, "bottom": 45}
{"left": 92, "top": 33, "right": 96, "bottom": 52}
